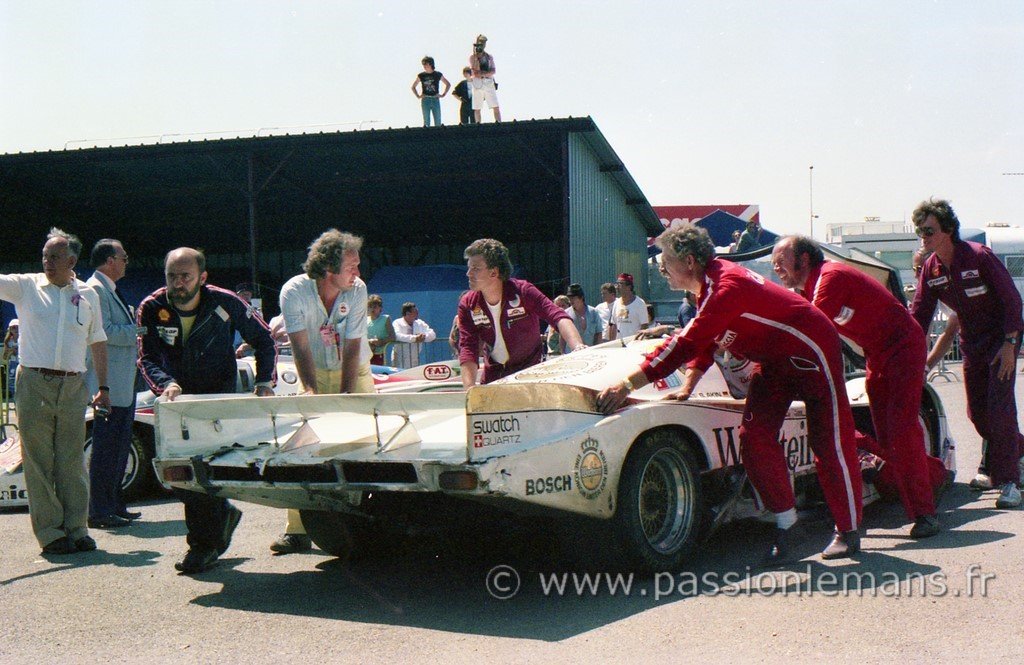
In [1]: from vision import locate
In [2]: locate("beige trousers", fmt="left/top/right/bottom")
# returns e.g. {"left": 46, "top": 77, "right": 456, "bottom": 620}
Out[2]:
{"left": 285, "top": 363, "right": 374, "bottom": 535}
{"left": 15, "top": 367, "right": 91, "bottom": 546}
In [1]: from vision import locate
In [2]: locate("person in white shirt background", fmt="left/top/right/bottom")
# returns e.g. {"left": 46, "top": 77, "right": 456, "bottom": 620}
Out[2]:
{"left": 391, "top": 302, "right": 437, "bottom": 369}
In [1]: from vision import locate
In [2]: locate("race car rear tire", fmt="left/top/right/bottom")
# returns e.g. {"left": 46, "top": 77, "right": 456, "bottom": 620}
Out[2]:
{"left": 299, "top": 509, "right": 375, "bottom": 561}
{"left": 615, "top": 431, "right": 704, "bottom": 573}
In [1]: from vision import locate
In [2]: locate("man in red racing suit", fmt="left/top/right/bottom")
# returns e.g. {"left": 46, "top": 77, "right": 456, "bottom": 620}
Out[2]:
{"left": 598, "top": 225, "right": 862, "bottom": 563}
{"left": 773, "top": 235, "right": 947, "bottom": 539}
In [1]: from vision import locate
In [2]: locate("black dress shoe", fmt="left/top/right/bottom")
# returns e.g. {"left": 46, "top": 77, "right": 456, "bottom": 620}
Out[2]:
{"left": 88, "top": 514, "right": 132, "bottom": 529}
{"left": 116, "top": 509, "right": 143, "bottom": 520}
{"left": 42, "top": 536, "right": 75, "bottom": 555}
{"left": 74, "top": 535, "right": 98, "bottom": 552}
{"left": 175, "top": 546, "right": 219, "bottom": 574}
{"left": 821, "top": 529, "right": 861, "bottom": 559}
{"left": 760, "top": 527, "right": 794, "bottom": 567}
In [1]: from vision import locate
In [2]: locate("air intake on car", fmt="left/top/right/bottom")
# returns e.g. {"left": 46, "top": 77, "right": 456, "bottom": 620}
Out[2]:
{"left": 342, "top": 462, "right": 418, "bottom": 484}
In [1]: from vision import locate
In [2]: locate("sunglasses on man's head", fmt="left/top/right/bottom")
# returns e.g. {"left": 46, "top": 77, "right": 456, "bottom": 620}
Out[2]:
{"left": 915, "top": 226, "right": 937, "bottom": 238}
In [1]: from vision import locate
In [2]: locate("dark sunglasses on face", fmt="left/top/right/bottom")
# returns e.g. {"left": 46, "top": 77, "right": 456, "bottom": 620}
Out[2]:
{"left": 915, "top": 226, "right": 937, "bottom": 238}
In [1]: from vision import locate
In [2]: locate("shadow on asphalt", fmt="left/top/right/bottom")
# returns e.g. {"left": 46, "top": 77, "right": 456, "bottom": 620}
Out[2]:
{"left": 0, "top": 549, "right": 161, "bottom": 587}
{"left": 186, "top": 492, "right": 1002, "bottom": 641}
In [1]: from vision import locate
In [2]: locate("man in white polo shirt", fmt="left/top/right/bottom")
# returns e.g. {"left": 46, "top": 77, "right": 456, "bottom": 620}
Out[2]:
{"left": 272, "top": 229, "right": 374, "bottom": 554}
{"left": 0, "top": 228, "right": 110, "bottom": 555}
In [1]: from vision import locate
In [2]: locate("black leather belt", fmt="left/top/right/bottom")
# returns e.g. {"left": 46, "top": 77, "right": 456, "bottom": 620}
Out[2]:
{"left": 26, "top": 366, "right": 81, "bottom": 377}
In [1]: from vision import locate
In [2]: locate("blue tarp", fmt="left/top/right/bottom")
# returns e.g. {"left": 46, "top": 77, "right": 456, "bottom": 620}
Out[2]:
{"left": 365, "top": 265, "right": 468, "bottom": 365}
{"left": 648, "top": 209, "right": 779, "bottom": 256}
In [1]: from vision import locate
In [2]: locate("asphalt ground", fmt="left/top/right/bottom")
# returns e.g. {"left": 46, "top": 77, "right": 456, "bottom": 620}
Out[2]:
{"left": 1, "top": 363, "right": 1022, "bottom": 663}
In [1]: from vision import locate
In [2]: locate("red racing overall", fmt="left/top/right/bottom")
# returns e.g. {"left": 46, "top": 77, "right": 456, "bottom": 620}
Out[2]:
{"left": 642, "top": 259, "right": 863, "bottom": 531}
{"left": 803, "top": 261, "right": 943, "bottom": 520}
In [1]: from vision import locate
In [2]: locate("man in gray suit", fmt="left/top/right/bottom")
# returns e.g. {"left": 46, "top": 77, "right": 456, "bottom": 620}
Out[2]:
{"left": 86, "top": 239, "right": 141, "bottom": 528}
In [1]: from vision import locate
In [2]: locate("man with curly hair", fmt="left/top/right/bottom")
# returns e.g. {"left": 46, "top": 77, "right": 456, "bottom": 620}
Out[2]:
{"left": 597, "top": 225, "right": 863, "bottom": 563}
{"left": 272, "top": 229, "right": 374, "bottom": 553}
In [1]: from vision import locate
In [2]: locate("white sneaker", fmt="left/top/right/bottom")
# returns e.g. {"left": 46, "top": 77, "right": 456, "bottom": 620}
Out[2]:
{"left": 969, "top": 473, "right": 993, "bottom": 490}
{"left": 995, "top": 482, "right": 1021, "bottom": 509}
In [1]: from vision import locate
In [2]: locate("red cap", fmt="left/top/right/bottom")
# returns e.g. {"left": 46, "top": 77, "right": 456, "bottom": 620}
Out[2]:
{"left": 616, "top": 273, "right": 634, "bottom": 286}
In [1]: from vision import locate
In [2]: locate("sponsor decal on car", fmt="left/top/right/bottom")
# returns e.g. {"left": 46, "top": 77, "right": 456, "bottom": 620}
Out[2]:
{"left": 525, "top": 474, "right": 572, "bottom": 496}
{"left": 653, "top": 374, "right": 682, "bottom": 391}
{"left": 514, "top": 357, "right": 608, "bottom": 382}
{"left": 423, "top": 364, "right": 452, "bottom": 381}
{"left": 472, "top": 414, "right": 522, "bottom": 448}
{"left": 0, "top": 484, "right": 28, "bottom": 502}
{"left": 574, "top": 437, "right": 607, "bottom": 500}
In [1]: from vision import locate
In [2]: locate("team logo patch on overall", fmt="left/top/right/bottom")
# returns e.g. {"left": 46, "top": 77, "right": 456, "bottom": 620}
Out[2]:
{"left": 157, "top": 308, "right": 172, "bottom": 323}
{"left": 716, "top": 330, "right": 737, "bottom": 347}
{"left": 961, "top": 269, "right": 980, "bottom": 279}
{"left": 927, "top": 276, "right": 949, "bottom": 287}
{"left": 833, "top": 306, "right": 855, "bottom": 326}
{"left": 472, "top": 307, "right": 490, "bottom": 327}
{"left": 964, "top": 285, "right": 988, "bottom": 297}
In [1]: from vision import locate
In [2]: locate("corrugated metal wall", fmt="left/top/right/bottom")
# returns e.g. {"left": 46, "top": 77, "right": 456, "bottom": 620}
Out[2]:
{"left": 566, "top": 132, "right": 650, "bottom": 303}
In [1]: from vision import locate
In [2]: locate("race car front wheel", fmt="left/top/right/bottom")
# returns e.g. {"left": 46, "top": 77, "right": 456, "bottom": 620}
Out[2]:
{"left": 615, "top": 430, "right": 704, "bottom": 573}
{"left": 84, "top": 423, "right": 158, "bottom": 501}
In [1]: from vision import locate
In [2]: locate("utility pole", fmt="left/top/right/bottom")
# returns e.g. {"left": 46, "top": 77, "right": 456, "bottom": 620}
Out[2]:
{"left": 809, "top": 165, "right": 815, "bottom": 237}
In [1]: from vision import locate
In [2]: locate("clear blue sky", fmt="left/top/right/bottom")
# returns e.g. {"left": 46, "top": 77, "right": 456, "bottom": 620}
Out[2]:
{"left": 2, "top": 0, "right": 1021, "bottom": 238}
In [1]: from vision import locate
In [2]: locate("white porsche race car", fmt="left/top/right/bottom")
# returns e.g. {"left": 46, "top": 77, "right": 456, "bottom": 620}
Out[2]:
{"left": 0, "top": 355, "right": 461, "bottom": 508}
{"left": 151, "top": 248, "right": 955, "bottom": 572}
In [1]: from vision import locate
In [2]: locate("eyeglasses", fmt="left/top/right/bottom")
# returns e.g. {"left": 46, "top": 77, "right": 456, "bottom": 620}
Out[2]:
{"left": 912, "top": 265, "right": 923, "bottom": 275}
{"left": 914, "top": 226, "right": 937, "bottom": 238}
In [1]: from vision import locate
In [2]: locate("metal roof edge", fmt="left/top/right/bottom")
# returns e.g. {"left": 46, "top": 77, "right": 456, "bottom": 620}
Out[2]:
{"left": 569, "top": 118, "right": 662, "bottom": 235}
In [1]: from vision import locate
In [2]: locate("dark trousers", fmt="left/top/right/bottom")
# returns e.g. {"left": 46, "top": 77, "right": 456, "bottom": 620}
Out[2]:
{"left": 89, "top": 401, "right": 136, "bottom": 518}
{"left": 963, "top": 340, "right": 1022, "bottom": 486}
{"left": 460, "top": 102, "right": 475, "bottom": 125}
{"left": 174, "top": 488, "right": 235, "bottom": 551}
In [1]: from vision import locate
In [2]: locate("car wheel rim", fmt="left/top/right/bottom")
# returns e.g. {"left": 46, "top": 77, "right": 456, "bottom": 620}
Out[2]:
{"left": 637, "top": 448, "right": 695, "bottom": 555}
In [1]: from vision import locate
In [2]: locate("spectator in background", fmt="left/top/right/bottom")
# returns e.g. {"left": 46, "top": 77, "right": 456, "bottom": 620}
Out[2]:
{"left": 641, "top": 290, "right": 697, "bottom": 339}
{"left": 366, "top": 294, "right": 395, "bottom": 365}
{"left": 85, "top": 238, "right": 143, "bottom": 529}
{"left": 469, "top": 35, "right": 501, "bottom": 123}
{"left": 608, "top": 273, "right": 649, "bottom": 340}
{"left": 735, "top": 220, "right": 763, "bottom": 253}
{"left": 392, "top": 302, "right": 437, "bottom": 369}
{"left": 595, "top": 283, "right": 616, "bottom": 341}
{"left": 457, "top": 238, "right": 583, "bottom": 387}
{"left": 411, "top": 56, "right": 450, "bottom": 127}
{"left": 728, "top": 230, "right": 742, "bottom": 253}
{"left": 546, "top": 295, "right": 572, "bottom": 357}
{"left": 909, "top": 198, "right": 1023, "bottom": 509}
{"left": 565, "top": 283, "right": 602, "bottom": 348}
{"left": 452, "top": 67, "right": 476, "bottom": 125}
{"left": 0, "top": 228, "right": 110, "bottom": 555}
{"left": 2, "top": 319, "right": 18, "bottom": 398}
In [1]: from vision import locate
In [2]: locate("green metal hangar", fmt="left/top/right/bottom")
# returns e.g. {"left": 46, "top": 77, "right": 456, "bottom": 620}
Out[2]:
{"left": 0, "top": 117, "right": 660, "bottom": 317}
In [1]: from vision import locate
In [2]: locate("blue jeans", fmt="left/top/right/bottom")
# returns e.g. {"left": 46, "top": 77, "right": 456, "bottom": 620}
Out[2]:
{"left": 421, "top": 96, "right": 441, "bottom": 126}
